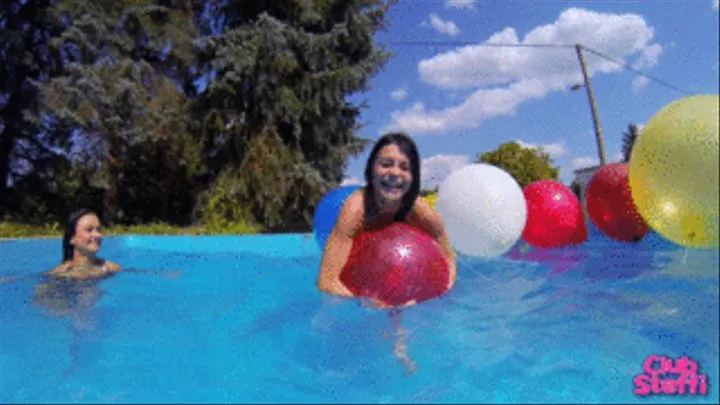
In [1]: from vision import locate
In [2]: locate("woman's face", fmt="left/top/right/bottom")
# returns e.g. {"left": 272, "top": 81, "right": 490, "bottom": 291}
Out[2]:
{"left": 71, "top": 214, "right": 103, "bottom": 257}
{"left": 372, "top": 144, "right": 413, "bottom": 203}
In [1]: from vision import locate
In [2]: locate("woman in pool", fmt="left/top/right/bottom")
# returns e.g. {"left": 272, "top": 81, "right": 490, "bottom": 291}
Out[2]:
{"left": 316, "top": 131, "right": 457, "bottom": 374}
{"left": 0, "top": 209, "right": 122, "bottom": 285}
{"left": 31, "top": 209, "right": 121, "bottom": 320}
{"left": 48, "top": 208, "right": 122, "bottom": 279}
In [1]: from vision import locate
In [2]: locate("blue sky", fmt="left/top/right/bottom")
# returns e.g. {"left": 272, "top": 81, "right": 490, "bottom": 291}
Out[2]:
{"left": 341, "top": 0, "right": 720, "bottom": 189}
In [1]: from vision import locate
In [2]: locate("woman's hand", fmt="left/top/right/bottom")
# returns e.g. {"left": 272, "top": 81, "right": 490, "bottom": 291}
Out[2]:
{"left": 446, "top": 254, "right": 457, "bottom": 291}
{"left": 362, "top": 297, "right": 417, "bottom": 310}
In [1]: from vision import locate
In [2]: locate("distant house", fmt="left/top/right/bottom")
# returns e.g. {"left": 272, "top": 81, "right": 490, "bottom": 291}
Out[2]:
{"left": 571, "top": 160, "right": 624, "bottom": 201}
{"left": 572, "top": 165, "right": 601, "bottom": 201}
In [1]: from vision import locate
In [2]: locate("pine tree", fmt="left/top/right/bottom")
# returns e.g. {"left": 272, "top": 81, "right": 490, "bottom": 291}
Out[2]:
{"left": 33, "top": 0, "right": 204, "bottom": 224}
{"left": 0, "top": 0, "right": 64, "bottom": 218}
{"left": 622, "top": 123, "right": 640, "bottom": 163}
{"left": 195, "top": 0, "right": 396, "bottom": 230}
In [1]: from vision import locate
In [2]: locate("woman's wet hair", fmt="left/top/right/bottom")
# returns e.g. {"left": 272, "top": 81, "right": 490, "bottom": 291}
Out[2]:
{"left": 62, "top": 209, "right": 96, "bottom": 262}
{"left": 363, "top": 132, "right": 421, "bottom": 223}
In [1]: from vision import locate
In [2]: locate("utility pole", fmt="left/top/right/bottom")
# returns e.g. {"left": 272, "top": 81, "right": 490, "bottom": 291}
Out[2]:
{"left": 575, "top": 44, "right": 607, "bottom": 166}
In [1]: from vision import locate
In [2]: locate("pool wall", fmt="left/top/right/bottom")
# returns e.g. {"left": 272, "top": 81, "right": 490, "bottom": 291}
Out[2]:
{"left": 121, "top": 233, "right": 321, "bottom": 258}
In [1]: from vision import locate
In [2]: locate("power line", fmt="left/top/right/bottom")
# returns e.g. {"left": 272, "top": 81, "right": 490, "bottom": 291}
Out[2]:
{"left": 578, "top": 45, "right": 697, "bottom": 96}
{"left": 388, "top": 41, "right": 574, "bottom": 49}
{"left": 386, "top": 41, "right": 698, "bottom": 96}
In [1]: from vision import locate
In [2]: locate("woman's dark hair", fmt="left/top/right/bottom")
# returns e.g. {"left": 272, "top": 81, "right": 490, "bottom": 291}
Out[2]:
{"left": 363, "top": 132, "right": 421, "bottom": 223}
{"left": 62, "top": 209, "right": 96, "bottom": 262}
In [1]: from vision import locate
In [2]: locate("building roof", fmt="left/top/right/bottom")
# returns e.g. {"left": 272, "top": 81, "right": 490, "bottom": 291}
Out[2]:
{"left": 572, "top": 160, "right": 626, "bottom": 174}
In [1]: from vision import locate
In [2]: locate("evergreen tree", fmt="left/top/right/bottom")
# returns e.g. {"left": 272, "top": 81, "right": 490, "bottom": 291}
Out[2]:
{"left": 622, "top": 123, "right": 640, "bottom": 163}
{"left": 0, "top": 0, "right": 64, "bottom": 218}
{"left": 33, "top": 0, "right": 204, "bottom": 224}
{"left": 195, "top": 0, "right": 396, "bottom": 230}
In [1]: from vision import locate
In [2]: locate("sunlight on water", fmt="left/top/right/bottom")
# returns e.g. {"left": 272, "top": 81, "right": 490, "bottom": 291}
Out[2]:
{"left": 0, "top": 234, "right": 718, "bottom": 403}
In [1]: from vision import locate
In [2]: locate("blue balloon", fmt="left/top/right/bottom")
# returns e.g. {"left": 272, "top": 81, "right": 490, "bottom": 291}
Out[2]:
{"left": 313, "top": 185, "right": 362, "bottom": 250}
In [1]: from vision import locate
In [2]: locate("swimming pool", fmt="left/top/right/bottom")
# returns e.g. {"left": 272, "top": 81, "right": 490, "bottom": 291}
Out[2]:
{"left": 1, "top": 228, "right": 718, "bottom": 403}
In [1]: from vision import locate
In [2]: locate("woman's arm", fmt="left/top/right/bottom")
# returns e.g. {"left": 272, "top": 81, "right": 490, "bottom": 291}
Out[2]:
{"left": 407, "top": 198, "right": 457, "bottom": 290}
{"left": 123, "top": 268, "right": 181, "bottom": 279}
{"left": 104, "top": 260, "right": 122, "bottom": 272}
{"left": 317, "top": 192, "right": 364, "bottom": 297}
{"left": 1, "top": 263, "right": 71, "bottom": 284}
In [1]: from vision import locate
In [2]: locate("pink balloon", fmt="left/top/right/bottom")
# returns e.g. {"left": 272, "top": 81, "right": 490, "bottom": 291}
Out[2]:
{"left": 340, "top": 223, "right": 450, "bottom": 306}
{"left": 522, "top": 180, "right": 587, "bottom": 248}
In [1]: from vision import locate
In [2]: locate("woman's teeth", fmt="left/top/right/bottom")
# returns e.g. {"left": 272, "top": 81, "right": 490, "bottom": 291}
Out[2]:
{"left": 381, "top": 178, "right": 405, "bottom": 191}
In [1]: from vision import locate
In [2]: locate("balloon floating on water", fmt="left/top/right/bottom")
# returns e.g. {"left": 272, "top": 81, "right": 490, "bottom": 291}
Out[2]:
{"left": 522, "top": 180, "right": 587, "bottom": 249}
{"left": 585, "top": 163, "right": 648, "bottom": 243}
{"left": 436, "top": 164, "right": 527, "bottom": 258}
{"left": 339, "top": 223, "right": 450, "bottom": 307}
{"left": 312, "top": 185, "right": 361, "bottom": 250}
{"left": 628, "top": 94, "right": 719, "bottom": 249}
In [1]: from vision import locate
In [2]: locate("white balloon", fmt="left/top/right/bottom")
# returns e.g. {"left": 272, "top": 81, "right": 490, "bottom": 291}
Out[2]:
{"left": 436, "top": 163, "right": 527, "bottom": 258}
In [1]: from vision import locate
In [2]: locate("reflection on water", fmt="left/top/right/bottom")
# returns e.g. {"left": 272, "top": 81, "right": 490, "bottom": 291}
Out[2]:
{"left": 2, "top": 231, "right": 718, "bottom": 404}
{"left": 31, "top": 277, "right": 107, "bottom": 377}
{"left": 401, "top": 236, "right": 719, "bottom": 402}
{"left": 32, "top": 278, "right": 105, "bottom": 330}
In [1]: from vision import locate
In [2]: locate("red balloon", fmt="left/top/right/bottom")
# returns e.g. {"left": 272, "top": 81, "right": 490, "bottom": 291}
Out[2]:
{"left": 339, "top": 223, "right": 450, "bottom": 306}
{"left": 522, "top": 180, "right": 587, "bottom": 248}
{"left": 585, "top": 163, "right": 648, "bottom": 242}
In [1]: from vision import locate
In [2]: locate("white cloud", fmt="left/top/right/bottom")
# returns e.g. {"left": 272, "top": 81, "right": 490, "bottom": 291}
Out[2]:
{"left": 428, "top": 13, "right": 460, "bottom": 36}
{"left": 630, "top": 44, "right": 662, "bottom": 92}
{"left": 446, "top": 0, "right": 475, "bottom": 10}
{"left": 341, "top": 176, "right": 364, "bottom": 186}
{"left": 383, "top": 8, "right": 662, "bottom": 135}
{"left": 391, "top": 88, "right": 408, "bottom": 101}
{"left": 632, "top": 76, "right": 650, "bottom": 92}
{"left": 421, "top": 154, "right": 471, "bottom": 189}
{"left": 714, "top": 0, "right": 719, "bottom": 11}
{"left": 516, "top": 140, "right": 567, "bottom": 157}
{"left": 571, "top": 156, "right": 598, "bottom": 170}
{"left": 632, "top": 43, "right": 662, "bottom": 70}
{"left": 571, "top": 151, "right": 624, "bottom": 170}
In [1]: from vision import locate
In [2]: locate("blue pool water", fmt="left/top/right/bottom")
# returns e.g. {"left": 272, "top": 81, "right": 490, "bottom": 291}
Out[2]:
{"left": 1, "top": 228, "right": 718, "bottom": 403}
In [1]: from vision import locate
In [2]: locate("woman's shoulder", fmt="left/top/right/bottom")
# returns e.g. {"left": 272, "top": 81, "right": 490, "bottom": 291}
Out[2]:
{"left": 410, "top": 195, "right": 436, "bottom": 217}
{"left": 100, "top": 259, "right": 122, "bottom": 273}
{"left": 406, "top": 196, "right": 444, "bottom": 234}
{"left": 343, "top": 188, "right": 366, "bottom": 213}
{"left": 46, "top": 262, "right": 72, "bottom": 277}
{"left": 336, "top": 189, "right": 366, "bottom": 235}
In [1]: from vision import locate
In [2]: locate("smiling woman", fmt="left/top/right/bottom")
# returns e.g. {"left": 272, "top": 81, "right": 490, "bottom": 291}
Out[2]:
{"left": 0, "top": 209, "right": 123, "bottom": 284}
{"left": 47, "top": 209, "right": 122, "bottom": 280}
{"left": 316, "top": 131, "right": 458, "bottom": 375}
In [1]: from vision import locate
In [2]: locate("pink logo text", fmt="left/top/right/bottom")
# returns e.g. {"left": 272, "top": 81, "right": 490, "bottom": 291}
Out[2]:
{"left": 633, "top": 355, "right": 708, "bottom": 397}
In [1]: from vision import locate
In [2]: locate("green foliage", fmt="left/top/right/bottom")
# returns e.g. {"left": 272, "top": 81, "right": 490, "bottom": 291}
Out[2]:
{"left": 3, "top": 0, "right": 396, "bottom": 233}
{"left": 193, "top": 0, "right": 394, "bottom": 230}
{"left": 0, "top": 0, "right": 65, "bottom": 214}
{"left": 0, "top": 221, "right": 260, "bottom": 239}
{"left": 476, "top": 141, "right": 560, "bottom": 189}
{"left": 195, "top": 166, "right": 264, "bottom": 233}
{"left": 622, "top": 123, "right": 640, "bottom": 163}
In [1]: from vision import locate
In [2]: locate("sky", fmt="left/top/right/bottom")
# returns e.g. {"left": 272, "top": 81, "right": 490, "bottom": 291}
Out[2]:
{"left": 340, "top": 0, "right": 720, "bottom": 189}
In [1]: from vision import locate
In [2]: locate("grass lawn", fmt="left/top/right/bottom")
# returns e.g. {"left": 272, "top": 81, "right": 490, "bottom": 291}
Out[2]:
{"left": 0, "top": 221, "right": 260, "bottom": 239}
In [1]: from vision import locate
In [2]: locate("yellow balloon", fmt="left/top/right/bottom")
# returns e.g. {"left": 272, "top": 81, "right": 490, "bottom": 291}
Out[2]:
{"left": 629, "top": 94, "right": 719, "bottom": 249}
{"left": 423, "top": 193, "right": 438, "bottom": 210}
